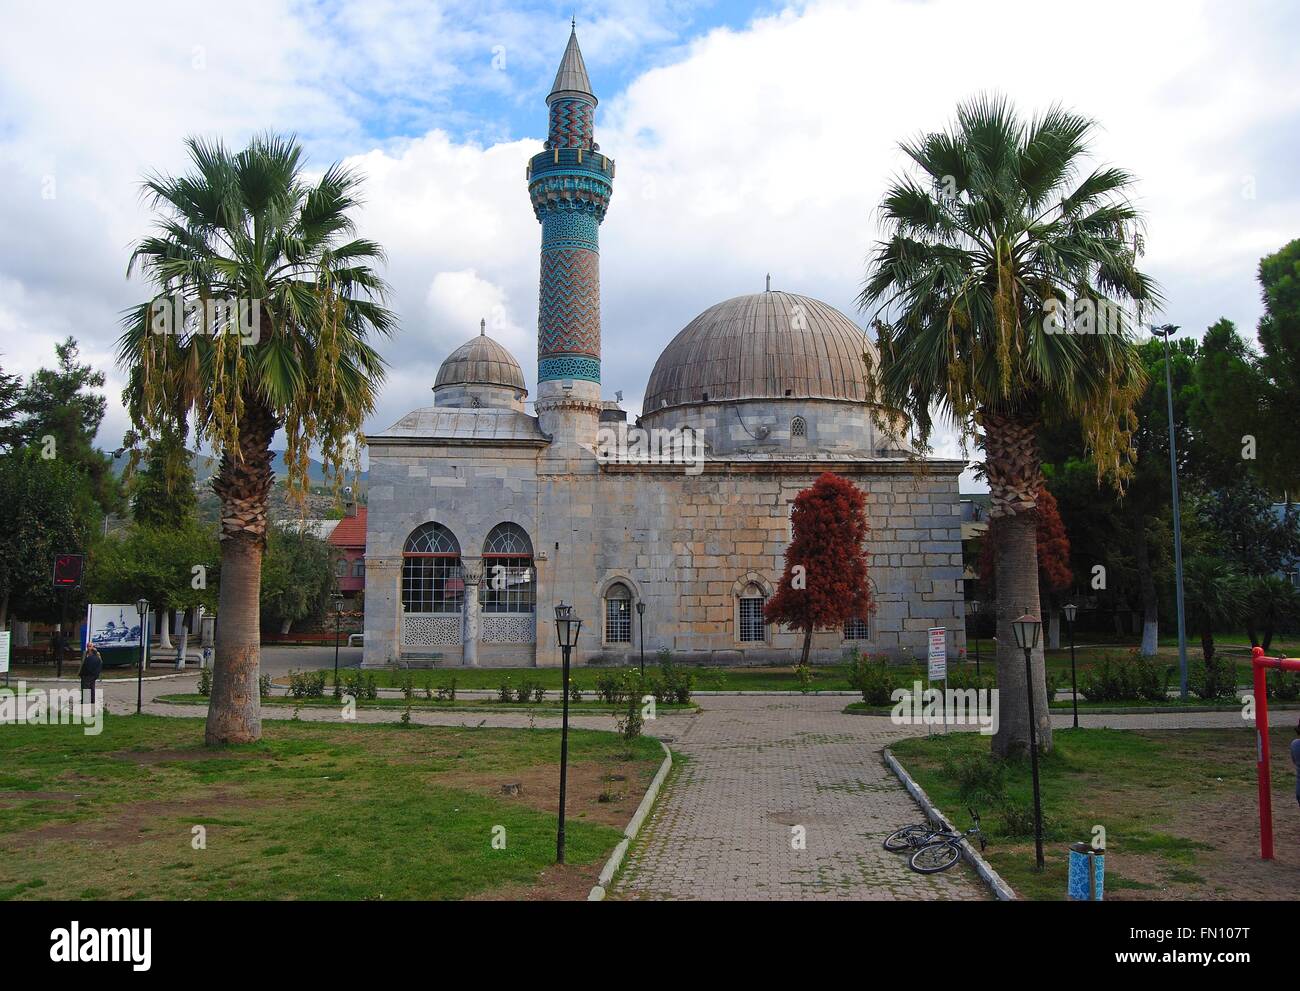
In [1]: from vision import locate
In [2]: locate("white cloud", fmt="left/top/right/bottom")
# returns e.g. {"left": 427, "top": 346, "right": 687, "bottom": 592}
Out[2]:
{"left": 2, "top": 0, "right": 1297, "bottom": 495}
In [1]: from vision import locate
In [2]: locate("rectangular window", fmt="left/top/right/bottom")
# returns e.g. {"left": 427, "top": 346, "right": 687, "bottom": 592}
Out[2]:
{"left": 844, "top": 616, "right": 870, "bottom": 640}
{"left": 605, "top": 597, "right": 631, "bottom": 643}
{"left": 480, "top": 558, "right": 535, "bottom": 613}
{"left": 402, "top": 558, "right": 463, "bottom": 614}
{"left": 739, "top": 596, "right": 766, "bottom": 643}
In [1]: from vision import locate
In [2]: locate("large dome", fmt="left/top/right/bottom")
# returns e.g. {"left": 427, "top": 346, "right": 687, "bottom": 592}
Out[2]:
{"left": 434, "top": 330, "right": 527, "bottom": 393}
{"left": 642, "top": 291, "right": 878, "bottom": 414}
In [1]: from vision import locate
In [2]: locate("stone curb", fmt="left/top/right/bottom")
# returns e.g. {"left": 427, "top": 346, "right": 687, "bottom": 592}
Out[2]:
{"left": 882, "top": 748, "right": 1016, "bottom": 902}
{"left": 13, "top": 671, "right": 197, "bottom": 685}
{"left": 588, "top": 740, "right": 673, "bottom": 901}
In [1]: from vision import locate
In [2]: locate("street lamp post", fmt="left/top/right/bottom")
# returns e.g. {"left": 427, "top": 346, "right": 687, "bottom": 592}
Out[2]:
{"left": 1063, "top": 603, "right": 1078, "bottom": 729}
{"left": 635, "top": 600, "right": 646, "bottom": 679}
{"left": 1012, "top": 613, "right": 1045, "bottom": 872}
{"left": 331, "top": 592, "right": 344, "bottom": 694}
{"left": 135, "top": 597, "right": 150, "bottom": 715}
{"left": 1153, "top": 323, "right": 1189, "bottom": 699}
{"left": 553, "top": 602, "right": 583, "bottom": 864}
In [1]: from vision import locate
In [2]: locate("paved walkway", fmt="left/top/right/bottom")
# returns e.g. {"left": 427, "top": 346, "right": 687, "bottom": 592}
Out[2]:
{"left": 88, "top": 674, "right": 1255, "bottom": 901}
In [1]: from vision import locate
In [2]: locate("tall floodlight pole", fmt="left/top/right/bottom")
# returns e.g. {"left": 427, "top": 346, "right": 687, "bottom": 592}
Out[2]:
{"left": 1153, "top": 324, "right": 1188, "bottom": 700}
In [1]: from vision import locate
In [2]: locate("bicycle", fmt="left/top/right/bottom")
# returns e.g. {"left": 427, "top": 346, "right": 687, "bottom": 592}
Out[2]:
{"left": 907, "top": 810, "right": 985, "bottom": 874}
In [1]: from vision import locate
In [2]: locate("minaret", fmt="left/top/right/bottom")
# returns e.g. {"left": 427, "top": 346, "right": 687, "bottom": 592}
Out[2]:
{"left": 527, "top": 23, "right": 613, "bottom": 457}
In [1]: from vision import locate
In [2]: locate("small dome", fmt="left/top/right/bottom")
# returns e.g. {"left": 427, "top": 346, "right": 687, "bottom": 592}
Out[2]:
{"left": 434, "top": 329, "right": 527, "bottom": 394}
{"left": 642, "top": 291, "right": 878, "bottom": 414}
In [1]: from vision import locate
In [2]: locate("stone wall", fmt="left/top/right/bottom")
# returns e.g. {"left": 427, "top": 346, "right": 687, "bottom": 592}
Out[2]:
{"left": 364, "top": 433, "right": 966, "bottom": 669}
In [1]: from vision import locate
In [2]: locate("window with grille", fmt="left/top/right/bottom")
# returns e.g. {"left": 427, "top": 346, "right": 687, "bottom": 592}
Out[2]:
{"left": 791, "top": 416, "right": 807, "bottom": 438}
{"left": 402, "top": 523, "right": 463, "bottom": 614}
{"left": 605, "top": 583, "right": 632, "bottom": 643}
{"left": 844, "top": 616, "right": 869, "bottom": 640}
{"left": 481, "top": 522, "right": 535, "bottom": 613}
{"left": 353, "top": 559, "right": 365, "bottom": 579}
{"left": 739, "top": 585, "right": 767, "bottom": 643}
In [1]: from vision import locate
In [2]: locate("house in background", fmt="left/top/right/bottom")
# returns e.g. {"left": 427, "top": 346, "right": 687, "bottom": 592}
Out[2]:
{"left": 331, "top": 503, "right": 367, "bottom": 601}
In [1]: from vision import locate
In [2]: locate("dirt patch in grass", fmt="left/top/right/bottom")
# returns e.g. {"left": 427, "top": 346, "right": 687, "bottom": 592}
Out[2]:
{"left": 469, "top": 862, "right": 603, "bottom": 901}
{"left": 9, "top": 791, "right": 274, "bottom": 847}
{"left": 437, "top": 758, "right": 656, "bottom": 830}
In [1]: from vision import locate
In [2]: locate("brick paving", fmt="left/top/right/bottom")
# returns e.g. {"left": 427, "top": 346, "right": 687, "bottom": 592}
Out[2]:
{"left": 614, "top": 695, "right": 984, "bottom": 900}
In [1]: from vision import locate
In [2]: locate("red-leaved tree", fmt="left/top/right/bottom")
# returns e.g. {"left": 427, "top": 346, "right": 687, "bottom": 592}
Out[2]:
{"left": 765, "top": 472, "right": 875, "bottom": 666}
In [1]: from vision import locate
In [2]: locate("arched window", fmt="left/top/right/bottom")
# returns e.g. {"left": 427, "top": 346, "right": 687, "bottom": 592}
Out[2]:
{"left": 352, "top": 559, "right": 365, "bottom": 579}
{"left": 402, "top": 523, "right": 462, "bottom": 614}
{"left": 335, "top": 558, "right": 348, "bottom": 578}
{"left": 604, "top": 582, "right": 632, "bottom": 643}
{"left": 481, "top": 523, "right": 535, "bottom": 614}
{"left": 738, "top": 583, "right": 767, "bottom": 643}
{"left": 790, "top": 416, "right": 807, "bottom": 438}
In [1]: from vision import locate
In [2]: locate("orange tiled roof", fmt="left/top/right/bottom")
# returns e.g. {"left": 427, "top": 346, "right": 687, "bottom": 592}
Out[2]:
{"left": 329, "top": 506, "right": 367, "bottom": 548}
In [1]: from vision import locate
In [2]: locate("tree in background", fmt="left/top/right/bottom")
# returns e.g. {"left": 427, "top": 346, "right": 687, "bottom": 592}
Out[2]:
{"left": 119, "top": 134, "right": 395, "bottom": 744}
{"left": 1257, "top": 238, "right": 1300, "bottom": 494}
{"left": 260, "top": 525, "right": 336, "bottom": 635}
{"left": 129, "top": 417, "right": 198, "bottom": 530}
{"left": 764, "top": 472, "right": 874, "bottom": 668}
{"left": 1182, "top": 555, "right": 1245, "bottom": 665}
{"left": 0, "top": 448, "right": 97, "bottom": 628}
{"left": 87, "top": 523, "right": 219, "bottom": 632}
{"left": 0, "top": 359, "right": 22, "bottom": 450}
{"left": 5, "top": 338, "right": 121, "bottom": 516}
{"left": 861, "top": 97, "right": 1157, "bottom": 756}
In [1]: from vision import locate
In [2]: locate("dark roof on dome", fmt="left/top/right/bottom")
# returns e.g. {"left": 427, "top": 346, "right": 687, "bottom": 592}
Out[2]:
{"left": 434, "top": 332, "right": 526, "bottom": 393}
{"left": 641, "top": 291, "right": 879, "bottom": 414}
{"left": 548, "top": 27, "right": 595, "bottom": 102}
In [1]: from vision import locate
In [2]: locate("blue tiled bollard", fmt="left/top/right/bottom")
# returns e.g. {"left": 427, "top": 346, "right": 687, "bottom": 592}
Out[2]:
{"left": 1067, "top": 842, "right": 1104, "bottom": 900}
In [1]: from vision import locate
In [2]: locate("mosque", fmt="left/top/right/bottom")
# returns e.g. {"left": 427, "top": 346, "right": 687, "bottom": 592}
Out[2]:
{"left": 361, "top": 26, "right": 966, "bottom": 668}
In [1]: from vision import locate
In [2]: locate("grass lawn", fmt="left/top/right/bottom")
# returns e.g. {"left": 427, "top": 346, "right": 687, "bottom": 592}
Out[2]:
{"left": 0, "top": 714, "right": 663, "bottom": 900}
{"left": 890, "top": 726, "right": 1300, "bottom": 900}
{"left": 158, "top": 693, "right": 696, "bottom": 715}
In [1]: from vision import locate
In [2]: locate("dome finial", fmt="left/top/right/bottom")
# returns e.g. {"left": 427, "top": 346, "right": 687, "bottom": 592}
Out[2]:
{"left": 480, "top": 317, "right": 486, "bottom": 336}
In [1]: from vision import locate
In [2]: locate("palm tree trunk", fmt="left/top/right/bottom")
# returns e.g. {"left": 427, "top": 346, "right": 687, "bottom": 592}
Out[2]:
{"left": 982, "top": 410, "right": 1053, "bottom": 758}
{"left": 206, "top": 397, "right": 276, "bottom": 746}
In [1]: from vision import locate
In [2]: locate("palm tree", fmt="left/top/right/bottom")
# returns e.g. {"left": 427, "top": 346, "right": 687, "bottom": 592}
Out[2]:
{"left": 1183, "top": 555, "right": 1245, "bottom": 663}
{"left": 860, "top": 96, "right": 1159, "bottom": 757}
{"left": 118, "top": 134, "right": 395, "bottom": 745}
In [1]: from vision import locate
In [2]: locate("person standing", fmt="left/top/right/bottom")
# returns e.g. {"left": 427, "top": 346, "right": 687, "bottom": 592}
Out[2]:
{"left": 79, "top": 643, "right": 103, "bottom": 707}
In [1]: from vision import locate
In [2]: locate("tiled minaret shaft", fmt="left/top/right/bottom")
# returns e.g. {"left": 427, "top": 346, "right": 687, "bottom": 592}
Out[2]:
{"left": 527, "top": 26, "right": 613, "bottom": 456}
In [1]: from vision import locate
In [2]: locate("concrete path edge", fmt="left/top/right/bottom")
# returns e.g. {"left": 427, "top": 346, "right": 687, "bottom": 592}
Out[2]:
{"left": 588, "top": 741, "right": 673, "bottom": 901}
{"left": 883, "top": 747, "right": 1017, "bottom": 902}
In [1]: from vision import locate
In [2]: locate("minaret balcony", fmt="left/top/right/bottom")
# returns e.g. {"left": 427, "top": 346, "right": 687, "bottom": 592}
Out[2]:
{"left": 526, "top": 147, "right": 615, "bottom": 183}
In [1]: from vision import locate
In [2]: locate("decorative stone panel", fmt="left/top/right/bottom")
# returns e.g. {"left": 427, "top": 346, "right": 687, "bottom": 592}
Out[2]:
{"left": 402, "top": 614, "right": 461, "bottom": 647}
{"left": 482, "top": 614, "right": 536, "bottom": 643}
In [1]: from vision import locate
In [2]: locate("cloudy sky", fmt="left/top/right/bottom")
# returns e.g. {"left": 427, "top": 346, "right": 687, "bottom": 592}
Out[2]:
{"left": 2, "top": 0, "right": 1298, "bottom": 487}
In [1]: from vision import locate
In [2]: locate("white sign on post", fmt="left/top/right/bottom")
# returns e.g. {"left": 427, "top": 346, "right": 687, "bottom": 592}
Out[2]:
{"left": 927, "top": 627, "right": 947, "bottom": 681}
{"left": 0, "top": 630, "right": 10, "bottom": 674}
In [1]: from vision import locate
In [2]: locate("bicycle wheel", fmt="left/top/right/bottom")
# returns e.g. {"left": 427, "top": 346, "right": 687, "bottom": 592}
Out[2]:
{"left": 909, "top": 841, "right": 961, "bottom": 874}
{"left": 884, "top": 825, "right": 931, "bottom": 852}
